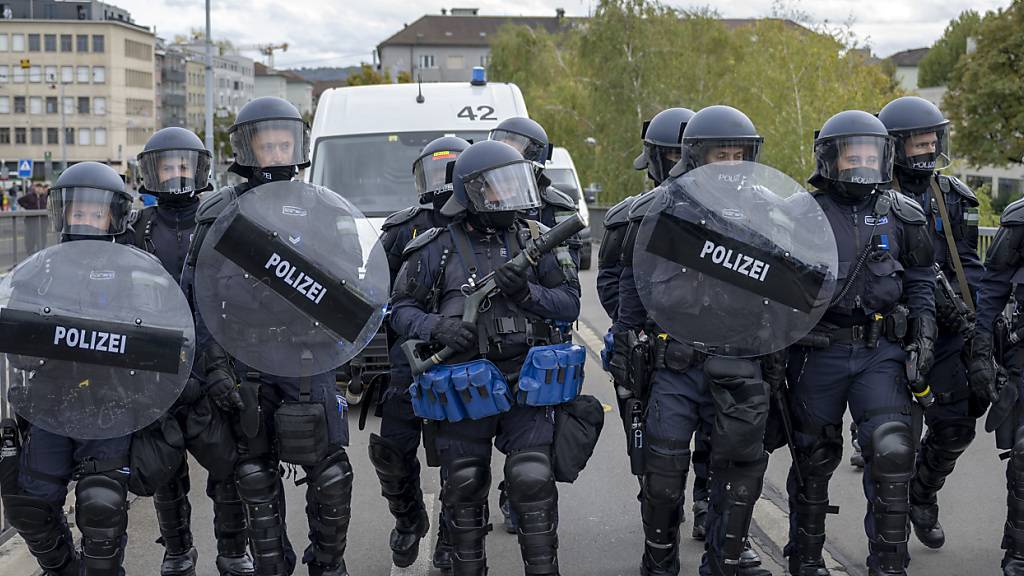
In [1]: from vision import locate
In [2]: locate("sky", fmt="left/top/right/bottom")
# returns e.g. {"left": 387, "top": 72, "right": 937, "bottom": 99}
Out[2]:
{"left": 116, "top": 0, "right": 1013, "bottom": 70}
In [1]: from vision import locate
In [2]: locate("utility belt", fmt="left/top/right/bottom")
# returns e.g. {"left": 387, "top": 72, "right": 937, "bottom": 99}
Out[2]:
{"left": 239, "top": 371, "right": 334, "bottom": 467}
{"left": 410, "top": 342, "right": 586, "bottom": 422}
{"left": 486, "top": 316, "right": 560, "bottom": 348}
{"left": 798, "top": 305, "right": 910, "bottom": 349}
{"left": 652, "top": 333, "right": 706, "bottom": 373}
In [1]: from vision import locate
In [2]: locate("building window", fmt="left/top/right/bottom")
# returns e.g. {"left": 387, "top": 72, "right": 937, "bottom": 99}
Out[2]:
{"left": 1001, "top": 178, "right": 1024, "bottom": 199}
{"left": 124, "top": 39, "right": 151, "bottom": 61}
{"left": 94, "top": 127, "right": 107, "bottom": 146}
{"left": 78, "top": 128, "right": 91, "bottom": 146}
{"left": 93, "top": 97, "right": 106, "bottom": 116}
{"left": 418, "top": 54, "right": 436, "bottom": 69}
{"left": 77, "top": 97, "right": 89, "bottom": 114}
{"left": 61, "top": 66, "right": 72, "bottom": 83}
{"left": 12, "top": 34, "right": 24, "bottom": 52}
{"left": 60, "top": 34, "right": 72, "bottom": 52}
{"left": 15, "top": 127, "right": 26, "bottom": 144}
{"left": 28, "top": 34, "right": 40, "bottom": 52}
{"left": 30, "top": 127, "right": 42, "bottom": 145}
{"left": 47, "top": 127, "right": 58, "bottom": 144}
{"left": 14, "top": 96, "right": 25, "bottom": 114}
{"left": 127, "top": 127, "right": 150, "bottom": 145}
{"left": 76, "top": 34, "right": 88, "bottom": 52}
{"left": 446, "top": 55, "right": 464, "bottom": 69}
{"left": 127, "top": 98, "right": 152, "bottom": 117}
{"left": 126, "top": 69, "right": 152, "bottom": 88}
{"left": 0, "top": 66, "right": 7, "bottom": 83}
{"left": 29, "top": 65, "right": 41, "bottom": 83}
{"left": 92, "top": 35, "right": 104, "bottom": 53}
{"left": 64, "top": 127, "right": 74, "bottom": 145}
{"left": 0, "top": 34, "right": 7, "bottom": 51}
{"left": 29, "top": 96, "right": 42, "bottom": 114}
{"left": 63, "top": 97, "right": 74, "bottom": 114}
{"left": 45, "top": 96, "right": 57, "bottom": 114}
{"left": 44, "top": 65, "right": 56, "bottom": 83}
{"left": 12, "top": 67, "right": 24, "bottom": 83}
{"left": 92, "top": 66, "right": 105, "bottom": 83}
{"left": 0, "top": 97, "right": 8, "bottom": 113}
{"left": 480, "top": 54, "right": 491, "bottom": 66}
{"left": 44, "top": 34, "right": 56, "bottom": 52}
{"left": 77, "top": 66, "right": 89, "bottom": 83}
{"left": 0, "top": 128, "right": 9, "bottom": 144}
{"left": 966, "top": 175, "right": 993, "bottom": 192}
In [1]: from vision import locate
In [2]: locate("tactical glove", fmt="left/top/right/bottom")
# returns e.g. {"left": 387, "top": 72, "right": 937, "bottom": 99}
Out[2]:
{"left": 199, "top": 344, "right": 244, "bottom": 413}
{"left": 432, "top": 316, "right": 478, "bottom": 353}
{"left": 494, "top": 261, "right": 529, "bottom": 302}
{"left": 967, "top": 330, "right": 998, "bottom": 403}
{"left": 908, "top": 316, "right": 937, "bottom": 377}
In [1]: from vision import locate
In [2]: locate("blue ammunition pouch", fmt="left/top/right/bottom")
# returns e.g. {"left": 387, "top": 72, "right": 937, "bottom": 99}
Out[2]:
{"left": 601, "top": 331, "right": 613, "bottom": 371}
{"left": 518, "top": 343, "right": 587, "bottom": 406}
{"left": 410, "top": 359, "right": 513, "bottom": 422}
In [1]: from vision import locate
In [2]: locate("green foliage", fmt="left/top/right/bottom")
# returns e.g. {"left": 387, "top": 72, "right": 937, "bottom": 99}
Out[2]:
{"left": 945, "top": 3, "right": 1024, "bottom": 169}
{"left": 917, "top": 10, "right": 983, "bottom": 88}
{"left": 974, "top": 182, "right": 999, "bottom": 227}
{"left": 345, "top": 63, "right": 388, "bottom": 86}
{"left": 489, "top": 0, "right": 903, "bottom": 204}
{"left": 197, "top": 112, "right": 235, "bottom": 160}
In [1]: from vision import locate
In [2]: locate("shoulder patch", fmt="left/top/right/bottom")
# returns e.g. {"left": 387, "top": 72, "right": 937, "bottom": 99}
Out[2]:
{"left": 540, "top": 186, "right": 577, "bottom": 211}
{"left": 940, "top": 175, "right": 979, "bottom": 207}
{"left": 382, "top": 206, "right": 425, "bottom": 230}
{"left": 196, "top": 187, "right": 237, "bottom": 224}
{"left": 402, "top": 226, "right": 446, "bottom": 256}
{"left": 1000, "top": 197, "right": 1024, "bottom": 226}
{"left": 627, "top": 190, "right": 658, "bottom": 221}
{"left": 888, "top": 189, "right": 927, "bottom": 225}
{"left": 604, "top": 195, "right": 637, "bottom": 227}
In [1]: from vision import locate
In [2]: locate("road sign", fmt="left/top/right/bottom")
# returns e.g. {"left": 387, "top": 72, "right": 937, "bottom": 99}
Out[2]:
{"left": 19, "top": 59, "right": 29, "bottom": 70}
{"left": 17, "top": 159, "right": 33, "bottom": 179}
{"left": 44, "top": 151, "right": 52, "bottom": 161}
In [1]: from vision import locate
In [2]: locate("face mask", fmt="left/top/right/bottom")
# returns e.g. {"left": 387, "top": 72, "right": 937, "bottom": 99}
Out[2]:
{"left": 468, "top": 210, "right": 516, "bottom": 233}
{"left": 431, "top": 189, "right": 452, "bottom": 213}
{"left": 61, "top": 224, "right": 110, "bottom": 243}
{"left": 252, "top": 165, "right": 296, "bottom": 185}
{"left": 905, "top": 153, "right": 937, "bottom": 172}
{"left": 832, "top": 180, "right": 876, "bottom": 202}
{"left": 157, "top": 184, "right": 198, "bottom": 207}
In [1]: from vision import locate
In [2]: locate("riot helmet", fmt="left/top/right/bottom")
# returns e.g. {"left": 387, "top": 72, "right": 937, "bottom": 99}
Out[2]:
{"left": 633, "top": 107, "right": 695, "bottom": 184}
{"left": 412, "top": 135, "right": 471, "bottom": 208}
{"left": 228, "top": 97, "right": 309, "bottom": 182}
{"left": 489, "top": 116, "right": 552, "bottom": 170}
{"left": 878, "top": 96, "right": 950, "bottom": 174}
{"left": 441, "top": 140, "right": 540, "bottom": 232}
{"left": 669, "top": 105, "right": 762, "bottom": 178}
{"left": 137, "top": 127, "right": 211, "bottom": 204}
{"left": 48, "top": 161, "right": 132, "bottom": 241}
{"left": 811, "top": 110, "right": 895, "bottom": 201}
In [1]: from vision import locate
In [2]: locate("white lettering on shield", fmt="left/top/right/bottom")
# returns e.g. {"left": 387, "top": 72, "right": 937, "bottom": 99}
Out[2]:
{"left": 264, "top": 253, "right": 327, "bottom": 304}
{"left": 53, "top": 326, "right": 127, "bottom": 354}
{"left": 698, "top": 240, "right": 771, "bottom": 282}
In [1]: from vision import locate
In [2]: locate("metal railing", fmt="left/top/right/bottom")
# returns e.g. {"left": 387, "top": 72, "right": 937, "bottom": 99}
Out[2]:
{"left": 1, "top": 210, "right": 56, "bottom": 274}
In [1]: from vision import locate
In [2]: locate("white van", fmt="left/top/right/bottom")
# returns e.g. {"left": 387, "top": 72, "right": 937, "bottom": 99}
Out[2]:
{"left": 545, "top": 147, "right": 592, "bottom": 269}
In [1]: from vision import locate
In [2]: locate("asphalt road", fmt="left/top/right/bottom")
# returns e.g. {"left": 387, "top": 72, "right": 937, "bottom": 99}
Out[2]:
{"left": 3, "top": 268, "right": 1008, "bottom": 575}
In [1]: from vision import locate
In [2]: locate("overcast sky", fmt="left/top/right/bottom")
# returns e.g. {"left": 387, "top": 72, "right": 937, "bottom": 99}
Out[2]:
{"left": 116, "top": 0, "right": 1012, "bottom": 70}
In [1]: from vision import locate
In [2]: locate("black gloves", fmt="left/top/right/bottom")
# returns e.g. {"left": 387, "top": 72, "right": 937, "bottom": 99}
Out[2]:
{"left": 907, "top": 316, "right": 937, "bottom": 379}
{"left": 200, "top": 344, "right": 244, "bottom": 413}
{"left": 433, "top": 316, "right": 478, "bottom": 353}
{"left": 967, "top": 330, "right": 998, "bottom": 403}
{"left": 759, "top": 350, "right": 788, "bottom": 393}
{"left": 494, "top": 261, "right": 529, "bottom": 302}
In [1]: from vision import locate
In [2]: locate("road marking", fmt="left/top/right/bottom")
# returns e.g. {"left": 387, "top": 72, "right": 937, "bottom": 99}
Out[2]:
{"left": 391, "top": 492, "right": 437, "bottom": 576}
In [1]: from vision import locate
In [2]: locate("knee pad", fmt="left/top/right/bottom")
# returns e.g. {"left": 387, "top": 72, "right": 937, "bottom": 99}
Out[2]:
{"left": 504, "top": 450, "right": 555, "bottom": 505}
{"left": 309, "top": 451, "right": 354, "bottom": 505}
{"left": 870, "top": 421, "right": 915, "bottom": 483}
{"left": 642, "top": 445, "right": 690, "bottom": 504}
{"left": 800, "top": 436, "right": 843, "bottom": 479}
{"left": 235, "top": 459, "right": 279, "bottom": 503}
{"left": 928, "top": 419, "right": 976, "bottom": 455}
{"left": 3, "top": 493, "right": 63, "bottom": 535}
{"left": 444, "top": 458, "right": 491, "bottom": 505}
{"left": 75, "top": 474, "right": 128, "bottom": 540}
{"left": 368, "top": 433, "right": 413, "bottom": 479}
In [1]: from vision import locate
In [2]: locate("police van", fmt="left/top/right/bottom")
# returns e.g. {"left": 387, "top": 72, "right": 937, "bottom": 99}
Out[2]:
{"left": 308, "top": 69, "right": 529, "bottom": 405}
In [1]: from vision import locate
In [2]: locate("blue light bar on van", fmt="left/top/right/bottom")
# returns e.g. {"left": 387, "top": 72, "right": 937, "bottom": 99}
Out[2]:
{"left": 471, "top": 67, "right": 486, "bottom": 86}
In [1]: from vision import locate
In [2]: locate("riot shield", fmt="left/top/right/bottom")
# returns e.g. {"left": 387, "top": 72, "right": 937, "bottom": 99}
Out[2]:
{"left": 0, "top": 241, "right": 196, "bottom": 439}
{"left": 194, "top": 181, "right": 389, "bottom": 377}
{"left": 634, "top": 162, "right": 838, "bottom": 357}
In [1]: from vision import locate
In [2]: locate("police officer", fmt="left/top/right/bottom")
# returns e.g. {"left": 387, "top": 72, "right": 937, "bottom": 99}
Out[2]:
{"left": 968, "top": 193, "right": 1024, "bottom": 575}
{"left": 786, "top": 110, "right": 936, "bottom": 576}
{"left": 370, "top": 136, "right": 469, "bottom": 570}
{"left": 390, "top": 139, "right": 581, "bottom": 575}
{"left": 613, "top": 105, "right": 773, "bottom": 576}
{"left": 131, "top": 127, "right": 256, "bottom": 576}
{"left": 0, "top": 162, "right": 135, "bottom": 576}
{"left": 181, "top": 97, "right": 352, "bottom": 576}
{"left": 878, "top": 96, "right": 984, "bottom": 549}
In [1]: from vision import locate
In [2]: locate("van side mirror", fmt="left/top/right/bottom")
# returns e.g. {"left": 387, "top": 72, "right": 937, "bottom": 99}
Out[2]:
{"left": 583, "top": 183, "right": 600, "bottom": 205}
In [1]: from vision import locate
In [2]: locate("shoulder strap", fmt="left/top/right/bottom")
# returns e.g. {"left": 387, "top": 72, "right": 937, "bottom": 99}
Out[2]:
{"left": 448, "top": 223, "right": 481, "bottom": 283}
{"left": 133, "top": 206, "right": 157, "bottom": 253}
{"left": 930, "top": 177, "right": 974, "bottom": 312}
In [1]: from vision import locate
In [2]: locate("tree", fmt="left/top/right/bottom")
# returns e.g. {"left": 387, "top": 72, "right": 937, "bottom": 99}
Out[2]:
{"left": 917, "top": 10, "right": 983, "bottom": 88}
{"left": 945, "top": 2, "right": 1024, "bottom": 168}
{"left": 343, "top": 63, "right": 410, "bottom": 86}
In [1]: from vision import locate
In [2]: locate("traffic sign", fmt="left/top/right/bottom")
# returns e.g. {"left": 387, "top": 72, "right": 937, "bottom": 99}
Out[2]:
{"left": 19, "top": 59, "right": 29, "bottom": 70}
{"left": 17, "top": 159, "right": 33, "bottom": 179}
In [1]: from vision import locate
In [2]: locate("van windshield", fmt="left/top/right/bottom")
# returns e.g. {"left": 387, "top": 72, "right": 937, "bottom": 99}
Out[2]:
{"left": 311, "top": 131, "right": 490, "bottom": 217}
{"left": 544, "top": 168, "right": 580, "bottom": 202}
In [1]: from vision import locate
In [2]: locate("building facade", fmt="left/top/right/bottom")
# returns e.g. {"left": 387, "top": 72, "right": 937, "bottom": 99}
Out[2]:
{"left": 179, "top": 43, "right": 254, "bottom": 117}
{"left": 254, "top": 62, "right": 313, "bottom": 117}
{"left": 0, "top": 17, "right": 156, "bottom": 177}
{"left": 185, "top": 57, "right": 205, "bottom": 133}
{"left": 155, "top": 38, "right": 186, "bottom": 129}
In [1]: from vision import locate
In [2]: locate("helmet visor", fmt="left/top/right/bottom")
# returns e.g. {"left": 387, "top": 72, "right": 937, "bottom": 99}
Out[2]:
{"left": 48, "top": 187, "right": 130, "bottom": 236}
{"left": 463, "top": 160, "right": 540, "bottom": 213}
{"left": 139, "top": 149, "right": 211, "bottom": 195}
{"left": 645, "top": 144, "right": 683, "bottom": 182}
{"left": 413, "top": 149, "right": 459, "bottom": 198}
{"left": 893, "top": 125, "right": 950, "bottom": 171}
{"left": 230, "top": 118, "right": 310, "bottom": 169}
{"left": 684, "top": 138, "right": 762, "bottom": 169}
{"left": 489, "top": 129, "right": 547, "bottom": 164}
{"left": 816, "top": 135, "right": 895, "bottom": 185}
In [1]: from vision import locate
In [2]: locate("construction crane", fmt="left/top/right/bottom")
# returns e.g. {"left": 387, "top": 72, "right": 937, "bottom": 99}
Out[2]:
{"left": 236, "top": 43, "right": 289, "bottom": 68}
